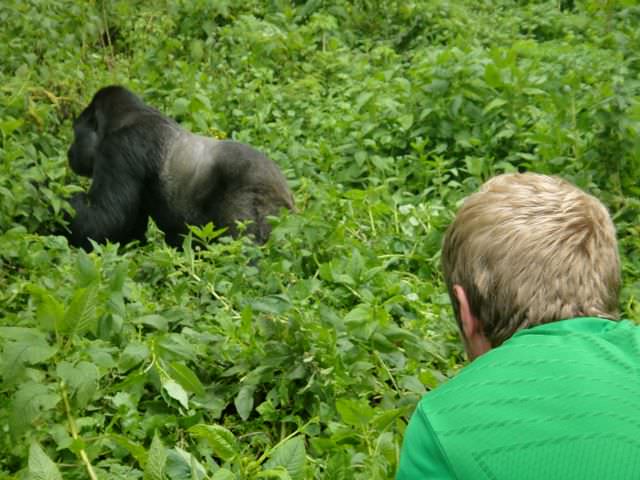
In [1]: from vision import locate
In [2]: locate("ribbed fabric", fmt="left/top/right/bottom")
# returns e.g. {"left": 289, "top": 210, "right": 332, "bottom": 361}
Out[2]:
{"left": 397, "top": 317, "right": 640, "bottom": 479}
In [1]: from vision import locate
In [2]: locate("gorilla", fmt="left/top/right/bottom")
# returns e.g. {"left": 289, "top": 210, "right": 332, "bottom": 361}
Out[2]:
{"left": 65, "top": 86, "right": 294, "bottom": 250}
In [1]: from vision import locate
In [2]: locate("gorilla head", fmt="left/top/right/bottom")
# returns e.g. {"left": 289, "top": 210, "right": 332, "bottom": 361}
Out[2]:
{"left": 68, "top": 87, "right": 147, "bottom": 177}
{"left": 65, "top": 86, "right": 295, "bottom": 249}
{"left": 67, "top": 103, "right": 99, "bottom": 177}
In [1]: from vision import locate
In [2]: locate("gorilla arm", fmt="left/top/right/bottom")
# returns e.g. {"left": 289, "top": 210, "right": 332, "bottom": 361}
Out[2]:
{"left": 68, "top": 149, "right": 148, "bottom": 250}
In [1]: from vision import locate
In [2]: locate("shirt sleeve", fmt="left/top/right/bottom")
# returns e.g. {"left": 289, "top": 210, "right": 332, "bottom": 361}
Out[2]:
{"left": 396, "top": 401, "right": 457, "bottom": 479}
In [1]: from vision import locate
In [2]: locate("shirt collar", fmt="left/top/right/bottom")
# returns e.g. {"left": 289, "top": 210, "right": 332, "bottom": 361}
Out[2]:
{"left": 513, "top": 316, "right": 620, "bottom": 338}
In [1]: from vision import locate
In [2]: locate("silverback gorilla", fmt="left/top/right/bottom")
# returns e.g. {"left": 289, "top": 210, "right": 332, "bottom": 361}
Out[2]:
{"left": 66, "top": 85, "right": 294, "bottom": 250}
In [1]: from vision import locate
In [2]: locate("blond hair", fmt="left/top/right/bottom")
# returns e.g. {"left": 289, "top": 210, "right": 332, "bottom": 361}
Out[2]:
{"left": 441, "top": 173, "right": 620, "bottom": 346}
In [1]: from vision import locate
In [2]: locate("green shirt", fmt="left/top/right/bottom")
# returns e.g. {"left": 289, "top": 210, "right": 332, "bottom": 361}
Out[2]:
{"left": 397, "top": 317, "right": 640, "bottom": 479}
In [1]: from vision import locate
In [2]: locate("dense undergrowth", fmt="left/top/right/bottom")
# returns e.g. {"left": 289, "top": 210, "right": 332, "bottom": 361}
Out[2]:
{"left": 1, "top": 0, "right": 639, "bottom": 478}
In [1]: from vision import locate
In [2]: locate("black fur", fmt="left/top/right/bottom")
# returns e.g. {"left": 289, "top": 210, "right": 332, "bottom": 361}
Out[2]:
{"left": 66, "top": 86, "right": 294, "bottom": 249}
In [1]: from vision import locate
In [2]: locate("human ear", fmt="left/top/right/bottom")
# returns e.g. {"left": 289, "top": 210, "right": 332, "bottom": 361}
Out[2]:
{"left": 453, "top": 284, "right": 476, "bottom": 339}
{"left": 452, "top": 284, "right": 492, "bottom": 360}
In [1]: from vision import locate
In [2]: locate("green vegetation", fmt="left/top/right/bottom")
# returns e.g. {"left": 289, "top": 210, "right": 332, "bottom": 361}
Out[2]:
{"left": 1, "top": 0, "right": 639, "bottom": 478}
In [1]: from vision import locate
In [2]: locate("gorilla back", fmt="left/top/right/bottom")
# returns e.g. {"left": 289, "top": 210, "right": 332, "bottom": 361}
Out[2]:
{"left": 66, "top": 85, "right": 294, "bottom": 249}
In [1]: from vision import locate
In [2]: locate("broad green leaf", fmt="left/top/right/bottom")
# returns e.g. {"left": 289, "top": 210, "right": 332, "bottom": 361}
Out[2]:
{"left": 27, "top": 287, "right": 64, "bottom": 333}
{"left": 85, "top": 344, "right": 116, "bottom": 369}
{"left": 355, "top": 92, "right": 373, "bottom": 112}
{"left": 136, "top": 314, "right": 169, "bottom": 332}
{"left": 165, "top": 447, "right": 207, "bottom": 480}
{"left": 75, "top": 251, "right": 99, "bottom": 287}
{"left": 264, "top": 436, "right": 306, "bottom": 480}
{"left": 119, "top": 342, "right": 150, "bottom": 371}
{"left": 143, "top": 433, "right": 167, "bottom": 480}
{"left": 168, "top": 362, "right": 205, "bottom": 396}
{"left": 399, "top": 375, "right": 427, "bottom": 395}
{"left": 56, "top": 361, "right": 99, "bottom": 408}
{"left": 35, "top": 292, "right": 64, "bottom": 333}
{"left": 346, "top": 249, "right": 364, "bottom": 281}
{"left": 318, "top": 261, "right": 355, "bottom": 286}
{"left": 495, "top": 127, "right": 515, "bottom": 140}
{"left": 193, "top": 92, "right": 211, "bottom": 111}
{"left": 109, "top": 434, "right": 147, "bottom": 465}
{"left": 522, "top": 87, "right": 547, "bottom": 96}
{"left": 158, "top": 334, "right": 197, "bottom": 361}
{"left": 484, "top": 63, "right": 503, "bottom": 88}
{"left": 162, "top": 378, "right": 189, "bottom": 409}
{"left": 371, "top": 332, "right": 395, "bottom": 353}
{"left": 482, "top": 97, "right": 507, "bottom": 114}
{"left": 251, "top": 295, "right": 291, "bottom": 315}
{"left": 465, "top": 156, "right": 486, "bottom": 177}
{"left": 108, "top": 261, "right": 128, "bottom": 293}
{"left": 374, "top": 431, "right": 395, "bottom": 463}
{"left": 0, "top": 326, "right": 47, "bottom": 342}
{"left": 190, "top": 39, "right": 204, "bottom": 61}
{"left": 10, "top": 383, "right": 59, "bottom": 438}
{"left": 188, "top": 424, "right": 238, "bottom": 462}
{"left": 1, "top": 334, "right": 56, "bottom": 383}
{"left": 257, "top": 468, "right": 291, "bottom": 479}
{"left": 371, "top": 407, "right": 405, "bottom": 431}
{"left": 450, "top": 95, "right": 463, "bottom": 116}
{"left": 173, "top": 97, "right": 190, "bottom": 115}
{"left": 398, "top": 114, "right": 413, "bottom": 131}
{"left": 97, "top": 312, "right": 123, "bottom": 339}
{"left": 62, "top": 285, "right": 98, "bottom": 335}
{"left": 211, "top": 469, "right": 235, "bottom": 480}
{"left": 112, "top": 391, "right": 136, "bottom": 410}
{"left": 0, "top": 117, "right": 24, "bottom": 136}
{"left": 234, "top": 385, "right": 255, "bottom": 421}
{"left": 336, "top": 398, "right": 374, "bottom": 427}
{"left": 343, "top": 304, "right": 371, "bottom": 326}
{"left": 28, "top": 442, "right": 62, "bottom": 480}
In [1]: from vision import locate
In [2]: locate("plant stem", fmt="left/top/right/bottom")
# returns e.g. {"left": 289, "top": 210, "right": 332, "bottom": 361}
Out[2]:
{"left": 60, "top": 382, "right": 98, "bottom": 480}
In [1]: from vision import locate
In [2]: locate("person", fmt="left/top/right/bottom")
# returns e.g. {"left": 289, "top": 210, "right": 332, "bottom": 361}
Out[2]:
{"left": 396, "top": 173, "right": 640, "bottom": 479}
